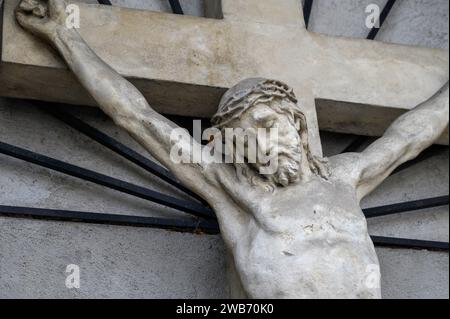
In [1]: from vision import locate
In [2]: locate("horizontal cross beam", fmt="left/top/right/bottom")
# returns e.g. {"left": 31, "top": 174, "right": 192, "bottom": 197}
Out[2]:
{"left": 1, "top": 0, "right": 448, "bottom": 155}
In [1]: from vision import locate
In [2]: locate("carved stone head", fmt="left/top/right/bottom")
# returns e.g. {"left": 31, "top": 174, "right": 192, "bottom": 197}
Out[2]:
{"left": 212, "top": 78, "right": 327, "bottom": 189}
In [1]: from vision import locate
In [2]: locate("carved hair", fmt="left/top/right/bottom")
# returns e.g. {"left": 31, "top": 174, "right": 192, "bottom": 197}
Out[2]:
{"left": 211, "top": 78, "right": 329, "bottom": 188}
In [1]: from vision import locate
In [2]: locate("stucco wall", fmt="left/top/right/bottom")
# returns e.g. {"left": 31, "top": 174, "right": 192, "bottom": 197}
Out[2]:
{"left": 0, "top": 0, "right": 448, "bottom": 299}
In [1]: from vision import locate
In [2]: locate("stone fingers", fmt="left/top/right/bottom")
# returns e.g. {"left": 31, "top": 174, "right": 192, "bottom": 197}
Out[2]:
{"left": 18, "top": 0, "right": 47, "bottom": 18}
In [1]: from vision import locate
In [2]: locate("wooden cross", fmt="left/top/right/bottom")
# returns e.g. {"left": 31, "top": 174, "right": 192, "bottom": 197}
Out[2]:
{"left": 0, "top": 0, "right": 448, "bottom": 155}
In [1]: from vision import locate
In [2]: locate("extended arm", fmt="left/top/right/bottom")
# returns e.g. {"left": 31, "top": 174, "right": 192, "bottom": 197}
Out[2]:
{"left": 350, "top": 82, "right": 449, "bottom": 201}
{"left": 15, "top": 0, "right": 213, "bottom": 196}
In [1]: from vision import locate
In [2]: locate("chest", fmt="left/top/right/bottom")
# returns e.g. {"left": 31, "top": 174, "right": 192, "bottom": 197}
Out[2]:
{"left": 243, "top": 179, "right": 367, "bottom": 235}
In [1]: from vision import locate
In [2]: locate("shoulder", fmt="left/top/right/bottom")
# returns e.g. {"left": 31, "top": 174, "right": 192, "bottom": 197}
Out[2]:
{"left": 199, "top": 161, "right": 239, "bottom": 189}
{"left": 327, "top": 153, "right": 363, "bottom": 187}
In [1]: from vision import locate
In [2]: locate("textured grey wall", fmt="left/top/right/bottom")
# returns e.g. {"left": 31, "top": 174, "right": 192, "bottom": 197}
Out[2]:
{"left": 81, "top": 0, "right": 205, "bottom": 16}
{"left": 0, "top": 0, "right": 448, "bottom": 299}
{"left": 308, "top": 0, "right": 449, "bottom": 49}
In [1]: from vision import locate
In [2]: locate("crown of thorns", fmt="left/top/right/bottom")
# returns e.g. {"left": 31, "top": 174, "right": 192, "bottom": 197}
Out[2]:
{"left": 211, "top": 78, "right": 299, "bottom": 128}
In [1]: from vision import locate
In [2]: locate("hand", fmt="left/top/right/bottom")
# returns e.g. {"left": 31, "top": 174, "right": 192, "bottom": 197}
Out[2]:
{"left": 15, "top": 0, "right": 69, "bottom": 42}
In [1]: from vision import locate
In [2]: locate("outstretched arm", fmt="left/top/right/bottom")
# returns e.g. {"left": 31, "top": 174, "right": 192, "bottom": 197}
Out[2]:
{"left": 346, "top": 82, "right": 449, "bottom": 201}
{"left": 15, "top": 0, "right": 214, "bottom": 197}
{"left": 330, "top": 83, "right": 449, "bottom": 200}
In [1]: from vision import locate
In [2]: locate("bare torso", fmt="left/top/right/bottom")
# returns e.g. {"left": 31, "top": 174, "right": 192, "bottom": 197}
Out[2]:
{"left": 209, "top": 162, "right": 380, "bottom": 299}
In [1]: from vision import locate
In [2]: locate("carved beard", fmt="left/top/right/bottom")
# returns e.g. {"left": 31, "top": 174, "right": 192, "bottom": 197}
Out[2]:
{"left": 271, "top": 146, "right": 302, "bottom": 187}
{"left": 251, "top": 144, "right": 302, "bottom": 187}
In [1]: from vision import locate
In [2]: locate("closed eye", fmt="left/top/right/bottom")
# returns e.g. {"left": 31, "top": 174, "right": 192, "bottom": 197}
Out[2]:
{"left": 265, "top": 120, "right": 275, "bottom": 128}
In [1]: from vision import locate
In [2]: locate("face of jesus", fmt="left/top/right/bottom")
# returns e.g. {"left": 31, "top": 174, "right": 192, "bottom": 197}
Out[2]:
{"left": 226, "top": 101, "right": 303, "bottom": 186}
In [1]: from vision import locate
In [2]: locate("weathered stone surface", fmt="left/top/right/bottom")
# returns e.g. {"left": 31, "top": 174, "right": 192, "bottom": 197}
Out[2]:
{"left": 309, "top": 0, "right": 389, "bottom": 39}
{"left": 309, "top": 0, "right": 449, "bottom": 50}
{"left": 0, "top": 96, "right": 448, "bottom": 299}
{"left": 0, "top": 0, "right": 448, "bottom": 300}
{"left": 377, "top": 0, "right": 449, "bottom": 50}
{"left": 1, "top": 0, "right": 448, "bottom": 154}
{"left": 12, "top": 0, "right": 448, "bottom": 296}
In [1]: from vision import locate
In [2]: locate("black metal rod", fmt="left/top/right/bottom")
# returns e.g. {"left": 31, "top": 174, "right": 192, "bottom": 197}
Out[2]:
{"left": 367, "top": 0, "right": 397, "bottom": 40}
{"left": 303, "top": 0, "right": 314, "bottom": 29}
{"left": 37, "top": 102, "right": 207, "bottom": 204}
{"left": 1, "top": 138, "right": 446, "bottom": 223}
{"left": 0, "top": 205, "right": 220, "bottom": 234}
{"left": 97, "top": 0, "right": 112, "bottom": 5}
{"left": 371, "top": 236, "right": 449, "bottom": 252}
{"left": 41, "top": 104, "right": 448, "bottom": 220}
{"left": 364, "top": 196, "right": 449, "bottom": 219}
{"left": 168, "top": 0, "right": 183, "bottom": 15}
{"left": 0, "top": 141, "right": 215, "bottom": 220}
{"left": 1, "top": 205, "right": 446, "bottom": 251}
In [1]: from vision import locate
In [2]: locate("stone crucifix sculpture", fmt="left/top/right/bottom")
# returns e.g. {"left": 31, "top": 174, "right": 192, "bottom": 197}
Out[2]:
{"left": 15, "top": 0, "right": 449, "bottom": 298}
